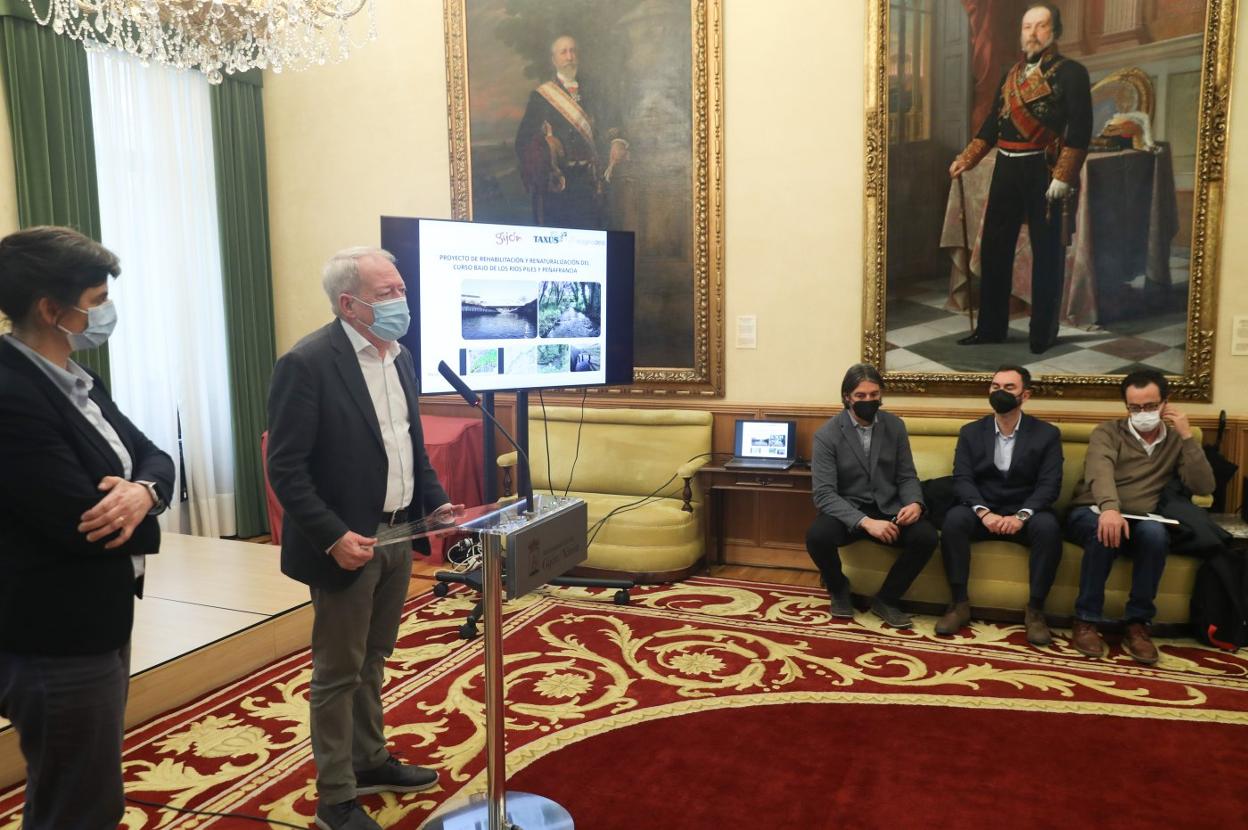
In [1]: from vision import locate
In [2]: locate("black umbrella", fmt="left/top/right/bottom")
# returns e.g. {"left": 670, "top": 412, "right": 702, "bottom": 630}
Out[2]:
{"left": 1202, "top": 410, "right": 1238, "bottom": 513}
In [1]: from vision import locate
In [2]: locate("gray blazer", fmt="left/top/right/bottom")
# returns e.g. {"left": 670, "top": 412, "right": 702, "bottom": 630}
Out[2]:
{"left": 811, "top": 408, "right": 925, "bottom": 528}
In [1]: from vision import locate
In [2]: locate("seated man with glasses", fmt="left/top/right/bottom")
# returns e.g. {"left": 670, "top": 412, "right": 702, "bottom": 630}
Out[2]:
{"left": 1064, "top": 370, "right": 1214, "bottom": 663}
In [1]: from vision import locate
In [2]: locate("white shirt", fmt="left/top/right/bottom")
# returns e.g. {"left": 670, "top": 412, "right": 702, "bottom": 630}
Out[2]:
{"left": 340, "top": 320, "right": 414, "bottom": 513}
{"left": 993, "top": 417, "right": 1019, "bottom": 473}
{"left": 5, "top": 334, "right": 146, "bottom": 577}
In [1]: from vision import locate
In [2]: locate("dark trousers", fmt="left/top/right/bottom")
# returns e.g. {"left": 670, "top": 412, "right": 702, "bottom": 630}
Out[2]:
{"left": 309, "top": 532, "right": 412, "bottom": 805}
{"left": 939, "top": 505, "right": 1063, "bottom": 608}
{"left": 805, "top": 510, "right": 937, "bottom": 604}
{"left": 0, "top": 643, "right": 131, "bottom": 830}
{"left": 1066, "top": 506, "right": 1170, "bottom": 623}
{"left": 976, "top": 152, "right": 1064, "bottom": 351}
{"left": 534, "top": 166, "right": 603, "bottom": 229}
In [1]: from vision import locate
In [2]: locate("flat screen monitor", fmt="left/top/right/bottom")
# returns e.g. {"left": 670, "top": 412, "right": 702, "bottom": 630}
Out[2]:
{"left": 381, "top": 216, "right": 635, "bottom": 394}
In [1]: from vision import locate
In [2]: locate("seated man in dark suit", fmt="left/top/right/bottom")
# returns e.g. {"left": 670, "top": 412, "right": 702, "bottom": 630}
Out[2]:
{"left": 805, "top": 363, "right": 937, "bottom": 628}
{"left": 936, "top": 366, "right": 1064, "bottom": 645}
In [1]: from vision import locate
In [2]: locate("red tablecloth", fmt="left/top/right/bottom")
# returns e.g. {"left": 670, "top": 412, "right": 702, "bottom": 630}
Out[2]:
{"left": 261, "top": 415, "right": 485, "bottom": 560}
{"left": 420, "top": 414, "right": 485, "bottom": 561}
{"left": 940, "top": 144, "right": 1179, "bottom": 327}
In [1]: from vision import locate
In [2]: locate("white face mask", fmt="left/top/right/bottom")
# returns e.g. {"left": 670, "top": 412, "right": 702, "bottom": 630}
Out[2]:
{"left": 57, "top": 300, "right": 117, "bottom": 351}
{"left": 1130, "top": 410, "right": 1163, "bottom": 432}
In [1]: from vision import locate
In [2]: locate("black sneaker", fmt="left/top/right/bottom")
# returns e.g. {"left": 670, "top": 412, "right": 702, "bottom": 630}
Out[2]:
{"left": 354, "top": 754, "right": 439, "bottom": 795}
{"left": 829, "top": 584, "right": 855, "bottom": 618}
{"left": 315, "top": 799, "right": 382, "bottom": 830}
{"left": 870, "top": 597, "right": 913, "bottom": 629}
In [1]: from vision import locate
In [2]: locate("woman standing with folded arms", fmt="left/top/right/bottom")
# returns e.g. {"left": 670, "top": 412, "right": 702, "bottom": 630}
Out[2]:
{"left": 0, "top": 226, "right": 174, "bottom": 829}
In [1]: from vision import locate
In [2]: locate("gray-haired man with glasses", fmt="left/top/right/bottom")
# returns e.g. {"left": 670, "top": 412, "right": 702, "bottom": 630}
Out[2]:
{"left": 268, "top": 247, "right": 456, "bottom": 830}
{"left": 1064, "top": 370, "right": 1214, "bottom": 663}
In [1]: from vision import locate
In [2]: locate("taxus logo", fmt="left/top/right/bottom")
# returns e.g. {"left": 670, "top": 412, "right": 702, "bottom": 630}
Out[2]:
{"left": 495, "top": 231, "right": 523, "bottom": 245}
{"left": 533, "top": 231, "right": 569, "bottom": 244}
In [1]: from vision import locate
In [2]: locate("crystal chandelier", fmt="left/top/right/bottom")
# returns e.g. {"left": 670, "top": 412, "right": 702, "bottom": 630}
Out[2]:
{"left": 27, "top": 1, "right": 378, "bottom": 83}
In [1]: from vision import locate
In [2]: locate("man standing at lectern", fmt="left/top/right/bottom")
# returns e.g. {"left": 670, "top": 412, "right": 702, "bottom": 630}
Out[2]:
{"left": 949, "top": 3, "right": 1091, "bottom": 354}
{"left": 267, "top": 247, "right": 457, "bottom": 830}
{"left": 515, "top": 34, "right": 630, "bottom": 229}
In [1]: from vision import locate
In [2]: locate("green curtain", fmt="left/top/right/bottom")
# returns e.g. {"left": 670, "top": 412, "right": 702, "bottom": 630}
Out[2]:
{"left": 0, "top": 1, "right": 109, "bottom": 382}
{"left": 211, "top": 69, "right": 276, "bottom": 538}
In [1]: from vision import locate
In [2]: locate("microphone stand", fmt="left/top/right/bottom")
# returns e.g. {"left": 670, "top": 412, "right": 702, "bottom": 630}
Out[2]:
{"left": 481, "top": 402, "right": 534, "bottom": 514}
{"left": 482, "top": 392, "right": 498, "bottom": 502}
{"left": 437, "top": 361, "right": 534, "bottom": 513}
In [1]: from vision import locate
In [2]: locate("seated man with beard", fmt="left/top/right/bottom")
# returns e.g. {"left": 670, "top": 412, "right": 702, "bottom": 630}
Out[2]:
{"left": 805, "top": 363, "right": 937, "bottom": 628}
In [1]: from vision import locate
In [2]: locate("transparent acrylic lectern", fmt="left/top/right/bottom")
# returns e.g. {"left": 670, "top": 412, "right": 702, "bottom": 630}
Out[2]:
{"left": 383, "top": 495, "right": 586, "bottom": 830}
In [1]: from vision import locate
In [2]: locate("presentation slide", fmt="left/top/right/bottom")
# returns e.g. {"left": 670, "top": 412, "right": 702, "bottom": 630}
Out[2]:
{"left": 417, "top": 219, "right": 608, "bottom": 394}
{"left": 739, "top": 422, "right": 791, "bottom": 458}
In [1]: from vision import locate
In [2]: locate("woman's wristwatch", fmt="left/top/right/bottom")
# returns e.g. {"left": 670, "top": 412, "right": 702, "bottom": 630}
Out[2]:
{"left": 137, "top": 480, "right": 167, "bottom": 515}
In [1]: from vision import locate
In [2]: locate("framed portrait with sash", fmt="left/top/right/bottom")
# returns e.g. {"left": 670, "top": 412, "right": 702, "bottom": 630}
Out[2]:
{"left": 864, "top": 0, "right": 1237, "bottom": 400}
{"left": 443, "top": 0, "right": 725, "bottom": 396}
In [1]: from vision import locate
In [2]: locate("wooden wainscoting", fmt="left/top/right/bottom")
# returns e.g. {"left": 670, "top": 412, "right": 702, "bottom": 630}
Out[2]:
{"left": 420, "top": 394, "right": 1248, "bottom": 569}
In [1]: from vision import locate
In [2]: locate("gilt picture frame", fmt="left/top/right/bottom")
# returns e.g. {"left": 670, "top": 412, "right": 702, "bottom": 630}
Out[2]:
{"left": 864, "top": 0, "right": 1236, "bottom": 400}
{"left": 443, "top": 0, "right": 725, "bottom": 396}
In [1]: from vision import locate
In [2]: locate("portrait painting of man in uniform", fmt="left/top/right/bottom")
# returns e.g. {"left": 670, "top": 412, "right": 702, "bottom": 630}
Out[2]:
{"left": 444, "top": 0, "right": 725, "bottom": 394}
{"left": 865, "top": 0, "right": 1235, "bottom": 399}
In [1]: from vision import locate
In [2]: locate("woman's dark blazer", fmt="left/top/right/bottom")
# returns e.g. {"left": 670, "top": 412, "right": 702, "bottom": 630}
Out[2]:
{"left": 0, "top": 338, "right": 174, "bottom": 656}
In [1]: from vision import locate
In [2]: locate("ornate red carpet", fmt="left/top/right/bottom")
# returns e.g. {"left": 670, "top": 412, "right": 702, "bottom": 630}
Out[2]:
{"left": 2, "top": 576, "right": 1247, "bottom": 829}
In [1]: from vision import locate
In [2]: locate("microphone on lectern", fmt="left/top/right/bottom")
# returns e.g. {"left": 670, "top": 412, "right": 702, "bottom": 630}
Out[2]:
{"left": 437, "top": 360, "right": 533, "bottom": 512}
{"left": 437, "top": 360, "right": 480, "bottom": 408}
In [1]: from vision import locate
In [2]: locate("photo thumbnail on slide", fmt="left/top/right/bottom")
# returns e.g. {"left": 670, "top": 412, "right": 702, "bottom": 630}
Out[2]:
{"left": 461, "top": 279, "right": 538, "bottom": 340}
{"left": 538, "top": 281, "right": 601, "bottom": 338}
{"left": 538, "top": 345, "right": 570, "bottom": 373}
{"left": 570, "top": 345, "right": 600, "bottom": 372}
{"left": 504, "top": 346, "right": 537, "bottom": 374}
{"left": 460, "top": 347, "right": 501, "bottom": 376}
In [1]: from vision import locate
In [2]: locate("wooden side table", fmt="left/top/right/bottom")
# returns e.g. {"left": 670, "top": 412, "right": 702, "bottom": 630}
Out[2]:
{"left": 697, "top": 465, "right": 813, "bottom": 567}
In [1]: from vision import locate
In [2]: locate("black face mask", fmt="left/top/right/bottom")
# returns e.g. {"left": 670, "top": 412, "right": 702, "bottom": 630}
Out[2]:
{"left": 989, "top": 390, "right": 1020, "bottom": 415}
{"left": 851, "top": 400, "right": 882, "bottom": 422}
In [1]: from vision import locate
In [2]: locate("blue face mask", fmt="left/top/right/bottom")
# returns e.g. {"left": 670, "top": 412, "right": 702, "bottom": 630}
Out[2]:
{"left": 58, "top": 300, "right": 118, "bottom": 351}
{"left": 352, "top": 295, "right": 410, "bottom": 341}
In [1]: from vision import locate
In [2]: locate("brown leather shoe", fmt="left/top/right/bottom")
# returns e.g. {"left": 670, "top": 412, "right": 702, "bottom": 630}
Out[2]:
{"left": 1024, "top": 606, "right": 1052, "bottom": 647}
{"left": 935, "top": 600, "right": 971, "bottom": 635}
{"left": 1123, "top": 622, "right": 1159, "bottom": 665}
{"left": 1071, "top": 619, "right": 1107, "bottom": 658}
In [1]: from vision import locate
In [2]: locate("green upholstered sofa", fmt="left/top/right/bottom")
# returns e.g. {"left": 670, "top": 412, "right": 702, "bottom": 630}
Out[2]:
{"left": 840, "top": 417, "right": 1209, "bottom": 625}
{"left": 499, "top": 406, "right": 712, "bottom": 581}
